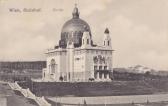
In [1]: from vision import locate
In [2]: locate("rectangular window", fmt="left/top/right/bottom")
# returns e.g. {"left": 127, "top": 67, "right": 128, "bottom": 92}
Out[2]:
{"left": 99, "top": 66, "right": 102, "bottom": 70}
{"left": 94, "top": 66, "right": 97, "bottom": 70}
{"left": 99, "top": 73, "right": 102, "bottom": 79}
{"left": 104, "top": 66, "right": 107, "bottom": 70}
{"left": 104, "top": 73, "right": 107, "bottom": 78}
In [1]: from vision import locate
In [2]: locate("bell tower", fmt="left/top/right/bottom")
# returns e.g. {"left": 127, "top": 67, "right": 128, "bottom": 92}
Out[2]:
{"left": 103, "top": 28, "right": 112, "bottom": 48}
{"left": 81, "top": 26, "right": 91, "bottom": 48}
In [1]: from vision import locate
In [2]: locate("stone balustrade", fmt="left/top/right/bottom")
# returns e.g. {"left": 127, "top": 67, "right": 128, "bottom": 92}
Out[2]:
{"left": 8, "top": 82, "right": 51, "bottom": 106}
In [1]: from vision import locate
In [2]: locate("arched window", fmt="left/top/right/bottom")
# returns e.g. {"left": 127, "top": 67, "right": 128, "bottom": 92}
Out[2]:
{"left": 104, "top": 41, "right": 105, "bottom": 46}
{"left": 108, "top": 41, "right": 110, "bottom": 46}
{"left": 51, "top": 59, "right": 56, "bottom": 74}
{"left": 87, "top": 39, "right": 89, "bottom": 44}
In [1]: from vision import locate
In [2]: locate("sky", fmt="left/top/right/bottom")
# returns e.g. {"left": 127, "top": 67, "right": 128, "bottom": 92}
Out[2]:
{"left": 0, "top": 0, "right": 168, "bottom": 70}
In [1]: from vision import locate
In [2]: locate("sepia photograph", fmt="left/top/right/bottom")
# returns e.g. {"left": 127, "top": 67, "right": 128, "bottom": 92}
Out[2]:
{"left": 0, "top": 0, "right": 168, "bottom": 106}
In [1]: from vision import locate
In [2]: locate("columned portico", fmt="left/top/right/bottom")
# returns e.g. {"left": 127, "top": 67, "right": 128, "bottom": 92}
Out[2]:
{"left": 94, "top": 70, "right": 111, "bottom": 82}
{"left": 97, "top": 72, "right": 100, "bottom": 80}
{"left": 102, "top": 73, "right": 104, "bottom": 79}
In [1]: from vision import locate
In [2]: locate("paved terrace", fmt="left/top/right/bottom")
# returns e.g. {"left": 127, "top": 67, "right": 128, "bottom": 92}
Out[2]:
{"left": 48, "top": 93, "right": 168, "bottom": 105}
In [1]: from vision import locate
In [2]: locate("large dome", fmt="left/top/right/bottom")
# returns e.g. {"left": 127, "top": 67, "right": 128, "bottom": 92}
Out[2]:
{"left": 61, "top": 18, "right": 91, "bottom": 35}
{"left": 59, "top": 5, "right": 92, "bottom": 48}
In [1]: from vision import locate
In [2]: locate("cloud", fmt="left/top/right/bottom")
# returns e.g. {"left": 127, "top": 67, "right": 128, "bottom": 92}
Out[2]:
{"left": 109, "top": 15, "right": 168, "bottom": 70}
{"left": 79, "top": 0, "right": 113, "bottom": 16}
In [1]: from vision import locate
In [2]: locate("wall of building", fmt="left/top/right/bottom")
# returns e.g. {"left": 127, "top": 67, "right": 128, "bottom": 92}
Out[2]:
{"left": 84, "top": 49, "right": 112, "bottom": 81}
{"left": 46, "top": 51, "right": 61, "bottom": 81}
{"left": 59, "top": 51, "right": 68, "bottom": 81}
{"left": 73, "top": 50, "right": 85, "bottom": 81}
{"left": 44, "top": 46, "right": 113, "bottom": 82}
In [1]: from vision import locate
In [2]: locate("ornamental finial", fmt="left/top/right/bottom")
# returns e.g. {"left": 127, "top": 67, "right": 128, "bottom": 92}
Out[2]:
{"left": 75, "top": 3, "right": 77, "bottom": 7}
{"left": 72, "top": 3, "right": 79, "bottom": 18}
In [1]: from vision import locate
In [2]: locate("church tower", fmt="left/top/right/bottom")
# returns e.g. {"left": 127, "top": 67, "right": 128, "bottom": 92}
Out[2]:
{"left": 81, "top": 27, "right": 91, "bottom": 48}
{"left": 103, "top": 28, "right": 112, "bottom": 48}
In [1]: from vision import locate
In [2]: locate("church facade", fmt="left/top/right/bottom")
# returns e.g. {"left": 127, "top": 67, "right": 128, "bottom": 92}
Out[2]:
{"left": 42, "top": 5, "right": 113, "bottom": 82}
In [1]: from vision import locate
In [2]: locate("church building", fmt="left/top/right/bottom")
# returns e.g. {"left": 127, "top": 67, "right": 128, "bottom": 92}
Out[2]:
{"left": 42, "top": 5, "right": 113, "bottom": 82}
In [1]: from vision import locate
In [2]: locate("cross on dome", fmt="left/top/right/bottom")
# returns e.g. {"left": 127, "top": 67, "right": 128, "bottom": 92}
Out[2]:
{"left": 75, "top": 3, "right": 77, "bottom": 7}
{"left": 72, "top": 3, "right": 79, "bottom": 18}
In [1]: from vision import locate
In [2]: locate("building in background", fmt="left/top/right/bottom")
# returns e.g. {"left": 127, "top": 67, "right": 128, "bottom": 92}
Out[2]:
{"left": 42, "top": 5, "right": 113, "bottom": 82}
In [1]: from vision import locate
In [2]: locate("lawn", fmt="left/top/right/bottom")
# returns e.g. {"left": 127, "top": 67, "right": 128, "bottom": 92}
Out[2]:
{"left": 18, "top": 79, "right": 168, "bottom": 97}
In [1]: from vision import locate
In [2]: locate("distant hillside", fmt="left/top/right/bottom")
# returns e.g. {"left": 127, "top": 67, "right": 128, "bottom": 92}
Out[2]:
{"left": 113, "top": 65, "right": 168, "bottom": 81}
{"left": 0, "top": 61, "right": 46, "bottom": 73}
{"left": 127, "top": 65, "right": 155, "bottom": 73}
{"left": 114, "top": 65, "right": 168, "bottom": 76}
{"left": 1, "top": 62, "right": 167, "bottom": 81}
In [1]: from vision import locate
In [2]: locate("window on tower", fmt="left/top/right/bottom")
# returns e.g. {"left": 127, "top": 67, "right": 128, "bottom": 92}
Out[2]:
{"left": 50, "top": 59, "right": 56, "bottom": 74}
{"left": 87, "top": 39, "right": 89, "bottom": 44}
{"left": 108, "top": 41, "right": 110, "bottom": 46}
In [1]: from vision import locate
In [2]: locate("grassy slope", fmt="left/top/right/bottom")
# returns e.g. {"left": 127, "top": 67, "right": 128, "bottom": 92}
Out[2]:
{"left": 18, "top": 79, "right": 168, "bottom": 97}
